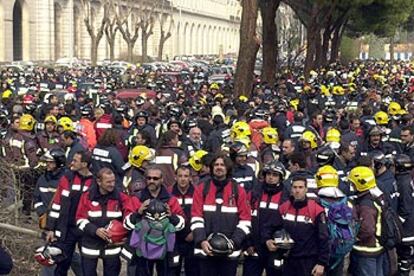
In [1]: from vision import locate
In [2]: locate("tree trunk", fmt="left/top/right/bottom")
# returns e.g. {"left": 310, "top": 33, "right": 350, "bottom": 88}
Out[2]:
{"left": 108, "top": 39, "right": 115, "bottom": 61}
{"left": 389, "top": 36, "right": 395, "bottom": 64}
{"left": 234, "top": 0, "right": 260, "bottom": 97}
{"left": 329, "top": 25, "right": 341, "bottom": 63}
{"left": 91, "top": 36, "right": 98, "bottom": 66}
{"left": 259, "top": 0, "right": 280, "bottom": 86}
{"left": 158, "top": 37, "right": 165, "bottom": 61}
{"left": 142, "top": 34, "right": 148, "bottom": 63}
{"left": 314, "top": 30, "right": 323, "bottom": 68}
{"left": 304, "top": 23, "right": 317, "bottom": 79}
{"left": 127, "top": 42, "right": 134, "bottom": 63}
{"left": 320, "top": 28, "right": 331, "bottom": 67}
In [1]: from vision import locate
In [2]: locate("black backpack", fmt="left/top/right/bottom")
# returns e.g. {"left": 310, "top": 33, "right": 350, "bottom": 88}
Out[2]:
{"left": 374, "top": 198, "right": 403, "bottom": 250}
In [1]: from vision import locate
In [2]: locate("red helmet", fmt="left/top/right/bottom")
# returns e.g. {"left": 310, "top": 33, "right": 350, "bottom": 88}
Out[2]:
{"left": 106, "top": 220, "right": 128, "bottom": 244}
{"left": 34, "top": 245, "right": 63, "bottom": 267}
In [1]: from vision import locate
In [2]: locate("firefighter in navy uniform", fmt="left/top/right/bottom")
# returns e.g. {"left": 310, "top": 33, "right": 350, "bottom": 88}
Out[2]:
{"left": 45, "top": 151, "right": 94, "bottom": 276}
{"left": 170, "top": 166, "right": 199, "bottom": 276}
{"left": 191, "top": 154, "right": 252, "bottom": 276}
{"left": 394, "top": 154, "right": 414, "bottom": 275}
{"left": 75, "top": 168, "right": 131, "bottom": 276}
{"left": 122, "top": 166, "right": 185, "bottom": 276}
{"left": 243, "top": 161, "right": 287, "bottom": 276}
{"left": 123, "top": 145, "right": 155, "bottom": 194}
{"left": 277, "top": 175, "right": 330, "bottom": 276}
{"left": 36, "top": 115, "right": 61, "bottom": 154}
{"left": 230, "top": 141, "right": 257, "bottom": 192}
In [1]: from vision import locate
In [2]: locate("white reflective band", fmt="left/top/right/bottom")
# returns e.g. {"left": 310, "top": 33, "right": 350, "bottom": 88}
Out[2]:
{"left": 283, "top": 213, "right": 313, "bottom": 224}
{"left": 228, "top": 250, "right": 242, "bottom": 257}
{"left": 55, "top": 230, "right": 61, "bottom": 237}
{"left": 155, "top": 156, "right": 173, "bottom": 164}
{"left": 72, "top": 184, "right": 81, "bottom": 191}
{"left": 10, "top": 139, "right": 23, "bottom": 148}
{"left": 62, "top": 189, "right": 70, "bottom": 197}
{"left": 306, "top": 193, "right": 318, "bottom": 198}
{"left": 81, "top": 247, "right": 100, "bottom": 256}
{"left": 249, "top": 151, "right": 258, "bottom": 158}
{"left": 34, "top": 202, "right": 44, "bottom": 208}
{"left": 52, "top": 203, "right": 61, "bottom": 210}
{"left": 260, "top": 201, "right": 279, "bottom": 210}
{"left": 251, "top": 210, "right": 258, "bottom": 217}
{"left": 203, "top": 205, "right": 216, "bottom": 212}
{"left": 233, "top": 176, "right": 253, "bottom": 183}
{"left": 175, "top": 215, "right": 185, "bottom": 231}
{"left": 191, "top": 216, "right": 205, "bottom": 223}
{"left": 107, "top": 211, "right": 122, "bottom": 218}
{"left": 237, "top": 220, "right": 251, "bottom": 235}
{"left": 274, "top": 259, "right": 284, "bottom": 267}
{"left": 292, "top": 125, "right": 305, "bottom": 132}
{"left": 124, "top": 215, "right": 135, "bottom": 230}
{"left": 177, "top": 198, "right": 183, "bottom": 205}
{"left": 194, "top": 248, "right": 207, "bottom": 256}
{"left": 221, "top": 206, "right": 238, "bottom": 213}
{"left": 39, "top": 187, "right": 56, "bottom": 193}
{"left": 173, "top": 255, "right": 180, "bottom": 264}
{"left": 92, "top": 155, "right": 112, "bottom": 163}
{"left": 77, "top": 219, "right": 90, "bottom": 231}
{"left": 184, "top": 198, "right": 193, "bottom": 205}
{"left": 49, "top": 211, "right": 60, "bottom": 218}
{"left": 307, "top": 179, "right": 317, "bottom": 188}
{"left": 337, "top": 170, "right": 344, "bottom": 175}
{"left": 121, "top": 248, "right": 133, "bottom": 259}
{"left": 268, "top": 202, "right": 279, "bottom": 210}
{"left": 96, "top": 123, "right": 112, "bottom": 129}
{"left": 93, "top": 148, "right": 109, "bottom": 157}
{"left": 190, "top": 222, "right": 205, "bottom": 231}
{"left": 105, "top": 247, "right": 121, "bottom": 255}
{"left": 402, "top": 236, "right": 414, "bottom": 242}
{"left": 88, "top": 211, "right": 103, "bottom": 217}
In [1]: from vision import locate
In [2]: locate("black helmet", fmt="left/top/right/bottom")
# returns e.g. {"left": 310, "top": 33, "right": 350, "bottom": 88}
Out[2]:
{"left": 229, "top": 141, "right": 248, "bottom": 161}
{"left": 144, "top": 199, "right": 168, "bottom": 221}
{"left": 394, "top": 154, "right": 413, "bottom": 172}
{"left": 80, "top": 105, "right": 93, "bottom": 117}
{"left": 316, "top": 146, "right": 336, "bottom": 166}
{"left": 167, "top": 117, "right": 181, "bottom": 129}
{"left": 262, "top": 161, "right": 286, "bottom": 179}
{"left": 368, "top": 150, "right": 386, "bottom": 171}
{"left": 273, "top": 229, "right": 295, "bottom": 250}
{"left": 207, "top": 233, "right": 234, "bottom": 256}
{"left": 135, "top": 111, "right": 149, "bottom": 120}
{"left": 135, "top": 96, "right": 145, "bottom": 106}
{"left": 40, "top": 148, "right": 66, "bottom": 168}
{"left": 169, "top": 105, "right": 183, "bottom": 118}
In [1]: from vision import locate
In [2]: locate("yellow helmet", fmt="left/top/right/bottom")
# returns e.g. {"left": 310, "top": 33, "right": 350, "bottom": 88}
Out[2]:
{"left": 316, "top": 165, "right": 339, "bottom": 188}
{"left": 239, "top": 95, "right": 248, "bottom": 103}
{"left": 230, "top": 121, "right": 251, "bottom": 139}
{"left": 332, "top": 86, "right": 345, "bottom": 96}
{"left": 128, "top": 146, "right": 155, "bottom": 168}
{"left": 326, "top": 128, "right": 341, "bottom": 143}
{"left": 44, "top": 115, "right": 57, "bottom": 124}
{"left": 320, "top": 85, "right": 330, "bottom": 96}
{"left": 214, "top": 93, "right": 224, "bottom": 101}
{"left": 234, "top": 136, "right": 251, "bottom": 149}
{"left": 348, "top": 166, "right": 376, "bottom": 192}
{"left": 290, "top": 98, "right": 300, "bottom": 111}
{"left": 19, "top": 114, "right": 36, "bottom": 131}
{"left": 301, "top": 130, "right": 318, "bottom": 149}
{"left": 2, "top": 89, "right": 12, "bottom": 100}
{"left": 210, "top": 83, "right": 219, "bottom": 90}
{"left": 189, "top": 150, "right": 208, "bottom": 172}
{"left": 374, "top": 111, "right": 389, "bottom": 125}
{"left": 58, "top": 117, "right": 74, "bottom": 132}
{"left": 388, "top": 102, "right": 401, "bottom": 116}
{"left": 262, "top": 127, "right": 279, "bottom": 144}
{"left": 399, "top": 109, "right": 408, "bottom": 115}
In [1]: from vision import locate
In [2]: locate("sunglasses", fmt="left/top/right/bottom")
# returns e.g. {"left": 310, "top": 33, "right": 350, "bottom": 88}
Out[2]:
{"left": 146, "top": 176, "right": 161, "bottom": 181}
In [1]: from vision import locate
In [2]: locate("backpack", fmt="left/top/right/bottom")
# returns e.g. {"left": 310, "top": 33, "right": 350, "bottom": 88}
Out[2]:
{"left": 130, "top": 217, "right": 176, "bottom": 260}
{"left": 373, "top": 198, "right": 403, "bottom": 250}
{"left": 320, "top": 197, "right": 359, "bottom": 270}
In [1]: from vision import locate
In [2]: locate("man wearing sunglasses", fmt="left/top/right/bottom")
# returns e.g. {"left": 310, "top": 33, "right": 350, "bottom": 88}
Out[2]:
{"left": 123, "top": 166, "right": 185, "bottom": 276}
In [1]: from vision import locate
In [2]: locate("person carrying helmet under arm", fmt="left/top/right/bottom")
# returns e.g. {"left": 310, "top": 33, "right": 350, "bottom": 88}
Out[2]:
{"left": 191, "top": 153, "right": 251, "bottom": 276}
{"left": 243, "top": 161, "right": 288, "bottom": 276}
{"left": 75, "top": 168, "right": 132, "bottom": 276}
{"left": 276, "top": 175, "right": 330, "bottom": 276}
{"left": 122, "top": 166, "right": 185, "bottom": 276}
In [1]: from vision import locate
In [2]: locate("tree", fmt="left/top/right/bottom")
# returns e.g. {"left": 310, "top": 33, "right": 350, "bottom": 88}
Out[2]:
{"left": 80, "top": 0, "right": 110, "bottom": 66}
{"left": 259, "top": 0, "right": 281, "bottom": 86}
{"left": 138, "top": 3, "right": 156, "bottom": 63}
{"left": 157, "top": 14, "right": 173, "bottom": 61}
{"left": 105, "top": 0, "right": 118, "bottom": 61}
{"left": 234, "top": 0, "right": 260, "bottom": 97}
{"left": 116, "top": 0, "right": 141, "bottom": 63}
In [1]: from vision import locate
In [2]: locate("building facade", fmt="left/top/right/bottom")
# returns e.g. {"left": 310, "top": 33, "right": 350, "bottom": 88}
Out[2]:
{"left": 0, "top": 0, "right": 241, "bottom": 62}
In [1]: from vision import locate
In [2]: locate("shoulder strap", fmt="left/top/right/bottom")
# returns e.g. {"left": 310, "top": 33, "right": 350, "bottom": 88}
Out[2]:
{"left": 202, "top": 179, "right": 210, "bottom": 201}
{"left": 232, "top": 181, "right": 239, "bottom": 202}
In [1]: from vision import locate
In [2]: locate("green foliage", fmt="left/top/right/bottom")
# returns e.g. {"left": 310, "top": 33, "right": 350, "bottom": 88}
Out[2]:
{"left": 340, "top": 35, "right": 360, "bottom": 62}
